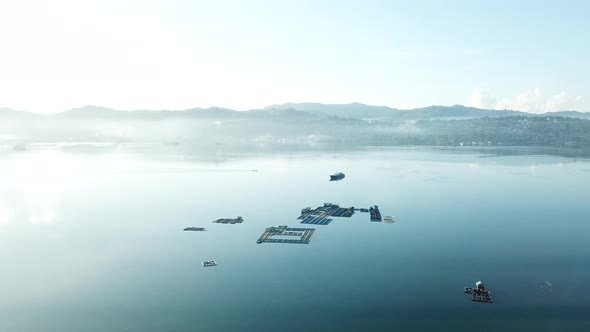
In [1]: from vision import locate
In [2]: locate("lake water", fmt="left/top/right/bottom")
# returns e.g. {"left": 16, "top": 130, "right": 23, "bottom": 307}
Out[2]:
{"left": 1, "top": 146, "right": 590, "bottom": 331}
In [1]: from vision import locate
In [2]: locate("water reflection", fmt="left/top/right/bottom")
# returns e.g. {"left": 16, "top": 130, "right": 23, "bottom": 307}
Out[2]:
{"left": 424, "top": 176, "right": 452, "bottom": 182}
{"left": 467, "top": 163, "right": 481, "bottom": 170}
{"left": 0, "top": 150, "right": 75, "bottom": 225}
{"left": 0, "top": 202, "right": 15, "bottom": 225}
{"left": 27, "top": 198, "right": 57, "bottom": 225}
{"left": 1, "top": 145, "right": 590, "bottom": 332}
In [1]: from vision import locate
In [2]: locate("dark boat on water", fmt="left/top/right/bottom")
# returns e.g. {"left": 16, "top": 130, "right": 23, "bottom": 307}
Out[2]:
{"left": 330, "top": 172, "right": 345, "bottom": 181}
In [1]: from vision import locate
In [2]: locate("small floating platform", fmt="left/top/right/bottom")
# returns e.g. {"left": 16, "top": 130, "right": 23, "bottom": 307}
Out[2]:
{"left": 464, "top": 281, "right": 493, "bottom": 303}
{"left": 257, "top": 225, "right": 315, "bottom": 244}
{"left": 213, "top": 216, "right": 243, "bottom": 224}
{"left": 184, "top": 227, "right": 206, "bottom": 231}
{"left": 202, "top": 260, "right": 217, "bottom": 267}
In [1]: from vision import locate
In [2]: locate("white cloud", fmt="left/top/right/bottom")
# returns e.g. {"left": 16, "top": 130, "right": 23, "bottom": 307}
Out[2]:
{"left": 374, "top": 49, "right": 445, "bottom": 60}
{"left": 467, "top": 88, "right": 582, "bottom": 113}
{"left": 0, "top": 0, "right": 308, "bottom": 112}
{"left": 544, "top": 92, "right": 582, "bottom": 113}
{"left": 513, "top": 88, "right": 545, "bottom": 113}
{"left": 495, "top": 97, "right": 513, "bottom": 110}
{"left": 467, "top": 89, "right": 497, "bottom": 109}
{"left": 503, "top": 89, "right": 581, "bottom": 113}
{"left": 374, "top": 48, "right": 482, "bottom": 60}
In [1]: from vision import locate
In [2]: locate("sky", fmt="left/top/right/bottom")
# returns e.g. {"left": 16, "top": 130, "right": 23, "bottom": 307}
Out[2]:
{"left": 0, "top": 0, "right": 588, "bottom": 113}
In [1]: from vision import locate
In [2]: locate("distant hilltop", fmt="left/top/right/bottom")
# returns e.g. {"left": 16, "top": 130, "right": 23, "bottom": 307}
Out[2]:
{"left": 1, "top": 103, "right": 589, "bottom": 121}
{"left": 2, "top": 103, "right": 590, "bottom": 148}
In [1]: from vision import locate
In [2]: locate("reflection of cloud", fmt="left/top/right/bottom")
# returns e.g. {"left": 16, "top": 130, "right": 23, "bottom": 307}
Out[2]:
{"left": 425, "top": 176, "right": 452, "bottom": 183}
{"left": 1, "top": 150, "right": 69, "bottom": 226}
{"left": 28, "top": 199, "right": 57, "bottom": 225}
{"left": 0, "top": 194, "right": 58, "bottom": 225}
{"left": 467, "top": 163, "right": 480, "bottom": 170}
{"left": 0, "top": 203, "right": 15, "bottom": 225}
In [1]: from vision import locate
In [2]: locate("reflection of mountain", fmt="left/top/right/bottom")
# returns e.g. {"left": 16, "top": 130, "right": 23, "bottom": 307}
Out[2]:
{"left": 2, "top": 103, "right": 590, "bottom": 147}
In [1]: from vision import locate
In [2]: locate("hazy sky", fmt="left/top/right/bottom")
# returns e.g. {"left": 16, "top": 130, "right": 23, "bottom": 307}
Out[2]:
{"left": 0, "top": 0, "right": 588, "bottom": 113}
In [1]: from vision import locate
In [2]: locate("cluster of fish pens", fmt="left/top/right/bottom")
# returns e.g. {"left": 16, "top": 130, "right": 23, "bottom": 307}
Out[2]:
{"left": 298, "top": 203, "right": 386, "bottom": 224}
{"left": 254, "top": 203, "right": 391, "bottom": 245}
{"left": 181, "top": 170, "right": 546, "bottom": 305}
{"left": 255, "top": 203, "right": 390, "bottom": 245}
{"left": 188, "top": 173, "right": 396, "bottom": 268}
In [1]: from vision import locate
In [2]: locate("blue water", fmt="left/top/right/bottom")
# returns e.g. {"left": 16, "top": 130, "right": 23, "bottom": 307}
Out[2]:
{"left": 1, "top": 146, "right": 589, "bottom": 331}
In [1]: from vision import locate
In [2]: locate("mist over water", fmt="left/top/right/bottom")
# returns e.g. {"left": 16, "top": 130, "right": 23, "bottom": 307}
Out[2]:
{"left": 1, "top": 146, "right": 590, "bottom": 332}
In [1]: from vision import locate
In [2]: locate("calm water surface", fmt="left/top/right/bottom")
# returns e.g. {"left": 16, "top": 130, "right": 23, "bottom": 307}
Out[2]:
{"left": 1, "top": 146, "right": 589, "bottom": 331}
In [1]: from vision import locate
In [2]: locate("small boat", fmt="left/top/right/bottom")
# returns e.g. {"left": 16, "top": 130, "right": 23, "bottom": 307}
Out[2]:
{"left": 329, "top": 172, "right": 345, "bottom": 181}
{"left": 202, "top": 260, "right": 217, "bottom": 267}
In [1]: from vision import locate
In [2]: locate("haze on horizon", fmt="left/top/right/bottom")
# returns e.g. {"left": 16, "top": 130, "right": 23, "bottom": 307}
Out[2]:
{"left": 0, "top": 0, "right": 588, "bottom": 114}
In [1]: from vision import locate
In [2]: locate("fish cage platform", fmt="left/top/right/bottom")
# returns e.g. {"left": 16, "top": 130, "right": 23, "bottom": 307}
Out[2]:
{"left": 300, "top": 215, "right": 333, "bottom": 225}
{"left": 256, "top": 225, "right": 315, "bottom": 244}
{"left": 369, "top": 205, "right": 382, "bottom": 221}
{"left": 464, "top": 287, "right": 493, "bottom": 303}
{"left": 184, "top": 227, "right": 206, "bottom": 231}
{"left": 202, "top": 260, "right": 217, "bottom": 267}
{"left": 213, "top": 216, "right": 244, "bottom": 224}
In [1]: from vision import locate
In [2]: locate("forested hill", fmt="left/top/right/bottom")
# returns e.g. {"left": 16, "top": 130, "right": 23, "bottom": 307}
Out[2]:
{"left": 356, "top": 116, "right": 590, "bottom": 147}
{"left": 1, "top": 104, "right": 590, "bottom": 148}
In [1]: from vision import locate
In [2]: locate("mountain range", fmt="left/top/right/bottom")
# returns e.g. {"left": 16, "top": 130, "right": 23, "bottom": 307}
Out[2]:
{"left": 2, "top": 103, "right": 590, "bottom": 149}
{"left": 1, "top": 103, "right": 589, "bottom": 121}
